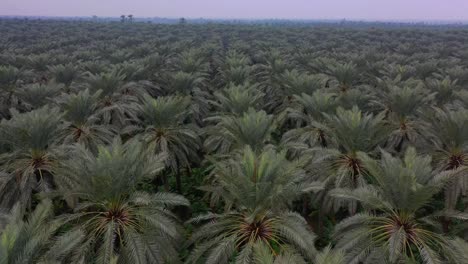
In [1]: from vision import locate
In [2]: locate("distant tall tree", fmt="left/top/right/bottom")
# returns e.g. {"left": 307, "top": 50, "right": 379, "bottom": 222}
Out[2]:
{"left": 128, "top": 14, "right": 133, "bottom": 22}
{"left": 120, "top": 14, "right": 126, "bottom": 23}
{"left": 179, "top": 17, "right": 187, "bottom": 24}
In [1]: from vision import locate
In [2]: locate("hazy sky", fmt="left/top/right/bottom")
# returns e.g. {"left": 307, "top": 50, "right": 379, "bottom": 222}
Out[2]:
{"left": 2, "top": 0, "right": 468, "bottom": 21}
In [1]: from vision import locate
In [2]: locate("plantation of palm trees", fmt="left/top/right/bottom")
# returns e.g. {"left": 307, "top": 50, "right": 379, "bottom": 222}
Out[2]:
{"left": 1, "top": 18, "right": 468, "bottom": 263}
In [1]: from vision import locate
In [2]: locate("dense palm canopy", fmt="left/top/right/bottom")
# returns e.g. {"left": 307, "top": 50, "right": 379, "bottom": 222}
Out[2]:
{"left": 0, "top": 18, "right": 468, "bottom": 264}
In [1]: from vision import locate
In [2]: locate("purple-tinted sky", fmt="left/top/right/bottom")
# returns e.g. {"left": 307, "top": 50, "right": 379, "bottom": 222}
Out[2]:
{"left": 2, "top": 0, "right": 468, "bottom": 21}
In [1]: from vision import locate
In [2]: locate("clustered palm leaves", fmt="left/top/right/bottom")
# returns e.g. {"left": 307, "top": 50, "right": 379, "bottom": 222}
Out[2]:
{"left": 50, "top": 139, "right": 189, "bottom": 263}
{"left": 187, "top": 147, "right": 322, "bottom": 264}
{"left": 0, "top": 19, "right": 468, "bottom": 264}
{"left": 332, "top": 148, "right": 468, "bottom": 263}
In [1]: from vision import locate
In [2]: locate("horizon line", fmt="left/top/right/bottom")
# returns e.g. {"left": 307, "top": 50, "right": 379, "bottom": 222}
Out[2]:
{"left": 1, "top": 14, "right": 468, "bottom": 23}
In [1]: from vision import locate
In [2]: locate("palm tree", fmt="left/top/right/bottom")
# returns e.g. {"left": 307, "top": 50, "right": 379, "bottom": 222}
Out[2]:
{"left": 325, "top": 62, "right": 359, "bottom": 92}
{"left": 165, "top": 71, "right": 205, "bottom": 94}
{"left": 166, "top": 71, "right": 209, "bottom": 125}
{"left": 15, "top": 82, "right": 63, "bottom": 110}
{"left": 281, "top": 69, "right": 326, "bottom": 97}
{"left": 311, "top": 106, "right": 388, "bottom": 214}
{"left": 85, "top": 70, "right": 140, "bottom": 127}
{"left": 204, "top": 108, "right": 276, "bottom": 154}
{"left": 0, "top": 106, "right": 64, "bottom": 209}
{"left": 332, "top": 147, "right": 468, "bottom": 264}
{"left": 176, "top": 49, "right": 209, "bottom": 75}
{"left": 210, "top": 82, "right": 264, "bottom": 116}
{"left": 187, "top": 146, "right": 322, "bottom": 264}
{"left": 128, "top": 95, "right": 201, "bottom": 193}
{"left": 313, "top": 246, "right": 345, "bottom": 264}
{"left": 53, "top": 138, "right": 189, "bottom": 263}
{"left": 0, "top": 65, "right": 24, "bottom": 117}
{"left": 425, "top": 107, "right": 468, "bottom": 230}
{"left": 425, "top": 75, "right": 459, "bottom": 106}
{"left": 48, "top": 63, "right": 81, "bottom": 88}
{"left": 375, "top": 78, "right": 434, "bottom": 151}
{"left": 140, "top": 52, "right": 170, "bottom": 85}
{"left": 230, "top": 243, "right": 345, "bottom": 264}
{"left": 56, "top": 89, "right": 115, "bottom": 152}
{"left": 0, "top": 200, "right": 64, "bottom": 264}
{"left": 268, "top": 69, "right": 328, "bottom": 117}
{"left": 281, "top": 91, "right": 337, "bottom": 152}
{"left": 27, "top": 53, "right": 54, "bottom": 73}
{"left": 217, "top": 50, "right": 254, "bottom": 86}
{"left": 256, "top": 49, "right": 290, "bottom": 111}
{"left": 0, "top": 65, "right": 21, "bottom": 91}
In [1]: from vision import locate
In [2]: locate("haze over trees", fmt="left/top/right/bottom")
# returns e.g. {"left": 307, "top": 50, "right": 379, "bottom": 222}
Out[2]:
{"left": 0, "top": 18, "right": 468, "bottom": 263}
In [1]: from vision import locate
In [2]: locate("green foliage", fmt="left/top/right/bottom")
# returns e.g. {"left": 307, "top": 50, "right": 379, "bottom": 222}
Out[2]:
{"left": 0, "top": 200, "right": 63, "bottom": 264}
{"left": 0, "top": 19, "right": 467, "bottom": 264}
{"left": 187, "top": 147, "right": 321, "bottom": 263}
{"left": 205, "top": 108, "right": 276, "bottom": 154}
{"left": 53, "top": 138, "right": 189, "bottom": 263}
{"left": 332, "top": 148, "right": 468, "bottom": 263}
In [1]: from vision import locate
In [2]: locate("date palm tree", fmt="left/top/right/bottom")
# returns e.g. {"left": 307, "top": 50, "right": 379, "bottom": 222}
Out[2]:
{"left": 204, "top": 108, "right": 276, "bottom": 154}
{"left": 0, "top": 106, "right": 64, "bottom": 209}
{"left": 187, "top": 146, "right": 322, "bottom": 264}
{"left": 256, "top": 49, "right": 290, "bottom": 112}
{"left": 128, "top": 95, "right": 201, "bottom": 193}
{"left": 271, "top": 69, "right": 328, "bottom": 116}
{"left": 281, "top": 69, "right": 326, "bottom": 97}
{"left": 15, "top": 82, "right": 63, "bottom": 110}
{"left": 0, "top": 65, "right": 25, "bottom": 117}
{"left": 332, "top": 147, "right": 468, "bottom": 264}
{"left": 48, "top": 63, "right": 82, "bottom": 88}
{"left": 234, "top": 243, "right": 345, "bottom": 264}
{"left": 425, "top": 75, "right": 459, "bottom": 106}
{"left": 210, "top": 83, "right": 264, "bottom": 116}
{"left": 56, "top": 89, "right": 115, "bottom": 152}
{"left": 217, "top": 50, "right": 254, "bottom": 86}
{"left": 167, "top": 71, "right": 210, "bottom": 125}
{"left": 85, "top": 70, "right": 140, "bottom": 127}
{"left": 325, "top": 62, "right": 359, "bottom": 92}
{"left": 311, "top": 106, "right": 388, "bottom": 214}
{"left": 425, "top": 107, "right": 468, "bottom": 232}
{"left": 52, "top": 138, "right": 189, "bottom": 264}
{"left": 281, "top": 91, "right": 337, "bottom": 152}
{"left": 0, "top": 200, "right": 65, "bottom": 264}
{"left": 375, "top": 78, "right": 434, "bottom": 151}
{"left": 176, "top": 49, "right": 209, "bottom": 75}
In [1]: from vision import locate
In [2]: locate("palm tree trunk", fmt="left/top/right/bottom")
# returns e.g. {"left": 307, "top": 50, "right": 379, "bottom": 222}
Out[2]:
{"left": 186, "top": 165, "right": 192, "bottom": 178}
{"left": 301, "top": 195, "right": 310, "bottom": 218}
{"left": 175, "top": 170, "right": 182, "bottom": 194}
{"left": 175, "top": 159, "right": 182, "bottom": 194}
{"left": 441, "top": 218, "right": 451, "bottom": 233}
{"left": 163, "top": 174, "right": 170, "bottom": 191}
